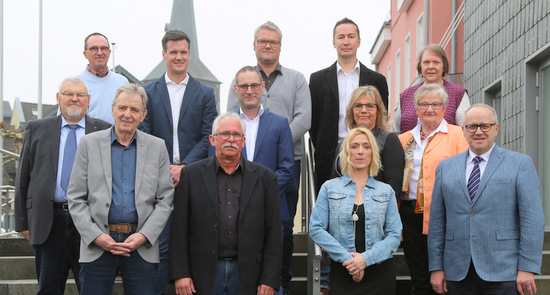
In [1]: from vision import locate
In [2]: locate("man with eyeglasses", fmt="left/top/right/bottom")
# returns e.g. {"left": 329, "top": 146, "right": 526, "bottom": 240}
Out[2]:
{"left": 428, "top": 104, "right": 544, "bottom": 295}
{"left": 226, "top": 21, "right": 311, "bottom": 295}
{"left": 170, "top": 112, "right": 282, "bottom": 295}
{"left": 309, "top": 17, "right": 389, "bottom": 295}
{"left": 77, "top": 32, "right": 128, "bottom": 124}
{"left": 15, "top": 77, "right": 111, "bottom": 294}
{"left": 138, "top": 29, "right": 217, "bottom": 295}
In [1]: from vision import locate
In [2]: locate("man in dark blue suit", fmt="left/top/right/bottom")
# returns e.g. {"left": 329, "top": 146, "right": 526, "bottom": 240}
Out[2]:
{"left": 138, "top": 29, "right": 217, "bottom": 295}
{"left": 233, "top": 66, "right": 294, "bottom": 225}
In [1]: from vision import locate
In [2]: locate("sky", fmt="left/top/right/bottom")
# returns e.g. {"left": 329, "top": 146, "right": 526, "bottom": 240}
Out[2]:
{"left": 2, "top": 0, "right": 390, "bottom": 112}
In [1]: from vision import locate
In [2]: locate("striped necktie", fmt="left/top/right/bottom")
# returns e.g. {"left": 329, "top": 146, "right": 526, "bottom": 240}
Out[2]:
{"left": 467, "top": 156, "right": 482, "bottom": 201}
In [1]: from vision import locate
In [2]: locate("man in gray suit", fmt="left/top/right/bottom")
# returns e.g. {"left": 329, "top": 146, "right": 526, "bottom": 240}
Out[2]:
{"left": 67, "top": 83, "right": 174, "bottom": 294}
{"left": 15, "top": 76, "right": 111, "bottom": 294}
{"left": 428, "top": 104, "right": 544, "bottom": 295}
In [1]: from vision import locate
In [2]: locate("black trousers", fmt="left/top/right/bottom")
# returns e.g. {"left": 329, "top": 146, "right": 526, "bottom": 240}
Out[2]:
{"left": 400, "top": 200, "right": 437, "bottom": 295}
{"left": 447, "top": 262, "right": 518, "bottom": 295}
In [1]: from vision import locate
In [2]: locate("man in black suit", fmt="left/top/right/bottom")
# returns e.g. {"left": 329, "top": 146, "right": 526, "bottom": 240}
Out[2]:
{"left": 309, "top": 17, "right": 389, "bottom": 194}
{"left": 309, "top": 18, "right": 389, "bottom": 294}
{"left": 15, "top": 76, "right": 111, "bottom": 294}
{"left": 169, "top": 113, "right": 282, "bottom": 295}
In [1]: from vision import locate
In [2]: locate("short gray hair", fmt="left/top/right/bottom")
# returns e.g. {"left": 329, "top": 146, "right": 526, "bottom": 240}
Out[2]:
{"left": 58, "top": 76, "right": 87, "bottom": 94}
{"left": 113, "top": 83, "right": 148, "bottom": 112}
{"left": 413, "top": 83, "right": 449, "bottom": 107}
{"left": 234, "top": 66, "right": 263, "bottom": 85}
{"left": 465, "top": 103, "right": 499, "bottom": 124}
{"left": 254, "top": 21, "right": 282, "bottom": 42}
{"left": 212, "top": 113, "right": 245, "bottom": 135}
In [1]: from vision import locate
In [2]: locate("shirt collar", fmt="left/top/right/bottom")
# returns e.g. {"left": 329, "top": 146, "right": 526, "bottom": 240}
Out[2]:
{"left": 467, "top": 143, "right": 495, "bottom": 163}
{"left": 411, "top": 119, "right": 449, "bottom": 141}
{"left": 239, "top": 105, "right": 264, "bottom": 121}
{"left": 214, "top": 156, "right": 243, "bottom": 175}
{"left": 341, "top": 173, "right": 376, "bottom": 188}
{"left": 336, "top": 60, "right": 360, "bottom": 74}
{"left": 256, "top": 64, "right": 282, "bottom": 76}
{"left": 86, "top": 64, "right": 109, "bottom": 77}
{"left": 164, "top": 72, "right": 189, "bottom": 86}
{"left": 110, "top": 128, "right": 137, "bottom": 146}
{"left": 61, "top": 115, "right": 86, "bottom": 129}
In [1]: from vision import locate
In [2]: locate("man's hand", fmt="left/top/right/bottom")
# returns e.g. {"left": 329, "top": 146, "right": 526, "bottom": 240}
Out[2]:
{"left": 120, "top": 233, "right": 147, "bottom": 252}
{"left": 342, "top": 252, "right": 367, "bottom": 275}
{"left": 517, "top": 270, "right": 537, "bottom": 295}
{"left": 256, "top": 284, "right": 274, "bottom": 295}
{"left": 20, "top": 230, "right": 30, "bottom": 240}
{"left": 170, "top": 164, "right": 186, "bottom": 187}
{"left": 430, "top": 270, "right": 447, "bottom": 294}
{"left": 92, "top": 233, "right": 131, "bottom": 256}
{"left": 175, "top": 278, "right": 196, "bottom": 295}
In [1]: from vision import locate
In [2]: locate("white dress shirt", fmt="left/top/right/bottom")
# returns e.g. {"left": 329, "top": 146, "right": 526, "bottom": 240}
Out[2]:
{"left": 336, "top": 60, "right": 360, "bottom": 142}
{"left": 465, "top": 144, "right": 495, "bottom": 181}
{"left": 240, "top": 106, "right": 264, "bottom": 162}
{"left": 165, "top": 73, "right": 189, "bottom": 164}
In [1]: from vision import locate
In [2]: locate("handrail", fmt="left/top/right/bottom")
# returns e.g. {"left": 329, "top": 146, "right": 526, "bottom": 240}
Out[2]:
{"left": 0, "top": 148, "right": 20, "bottom": 159}
{"left": 302, "top": 132, "right": 322, "bottom": 295}
{"left": 0, "top": 185, "right": 17, "bottom": 236}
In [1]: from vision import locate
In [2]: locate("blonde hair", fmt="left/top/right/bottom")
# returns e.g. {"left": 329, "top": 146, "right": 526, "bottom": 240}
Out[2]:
{"left": 345, "top": 86, "right": 388, "bottom": 130}
{"left": 339, "top": 127, "right": 380, "bottom": 176}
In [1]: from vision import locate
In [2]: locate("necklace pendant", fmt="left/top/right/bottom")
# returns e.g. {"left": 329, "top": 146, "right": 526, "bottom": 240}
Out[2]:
{"left": 352, "top": 213, "right": 359, "bottom": 222}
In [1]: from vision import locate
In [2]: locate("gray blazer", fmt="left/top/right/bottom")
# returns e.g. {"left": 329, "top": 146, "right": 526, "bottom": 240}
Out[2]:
{"left": 67, "top": 128, "right": 174, "bottom": 263}
{"left": 428, "top": 145, "right": 545, "bottom": 282}
{"left": 14, "top": 115, "right": 110, "bottom": 245}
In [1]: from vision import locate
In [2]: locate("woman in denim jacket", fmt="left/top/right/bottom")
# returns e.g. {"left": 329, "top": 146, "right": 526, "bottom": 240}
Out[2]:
{"left": 310, "top": 127, "right": 402, "bottom": 294}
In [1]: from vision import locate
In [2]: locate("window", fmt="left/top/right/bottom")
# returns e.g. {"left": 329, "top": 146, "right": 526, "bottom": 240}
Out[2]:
{"left": 416, "top": 14, "right": 424, "bottom": 54}
{"left": 395, "top": 50, "right": 401, "bottom": 114}
{"left": 405, "top": 34, "right": 411, "bottom": 87}
{"left": 483, "top": 79, "right": 502, "bottom": 146}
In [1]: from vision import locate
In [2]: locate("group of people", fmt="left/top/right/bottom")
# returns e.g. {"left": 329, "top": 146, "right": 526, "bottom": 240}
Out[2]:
{"left": 12, "top": 16, "right": 544, "bottom": 295}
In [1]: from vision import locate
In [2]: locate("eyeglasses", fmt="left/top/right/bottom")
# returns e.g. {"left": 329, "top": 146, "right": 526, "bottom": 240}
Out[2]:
{"left": 87, "top": 46, "right": 110, "bottom": 53}
{"left": 464, "top": 123, "right": 497, "bottom": 133}
{"left": 236, "top": 83, "right": 262, "bottom": 92}
{"left": 60, "top": 92, "right": 88, "bottom": 99}
{"left": 353, "top": 103, "right": 377, "bottom": 110}
{"left": 418, "top": 102, "right": 443, "bottom": 110}
{"left": 214, "top": 132, "right": 244, "bottom": 140}
{"left": 255, "top": 39, "right": 281, "bottom": 48}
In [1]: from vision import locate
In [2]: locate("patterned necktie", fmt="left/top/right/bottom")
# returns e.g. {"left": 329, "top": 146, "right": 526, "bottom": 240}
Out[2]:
{"left": 467, "top": 156, "right": 482, "bottom": 201}
{"left": 61, "top": 125, "right": 78, "bottom": 192}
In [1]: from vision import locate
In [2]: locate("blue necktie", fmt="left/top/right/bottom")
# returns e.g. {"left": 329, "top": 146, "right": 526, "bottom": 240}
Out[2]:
{"left": 61, "top": 125, "right": 78, "bottom": 192}
{"left": 467, "top": 156, "right": 482, "bottom": 201}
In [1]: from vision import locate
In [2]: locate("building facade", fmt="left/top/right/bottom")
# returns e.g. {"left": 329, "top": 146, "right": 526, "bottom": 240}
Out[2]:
{"left": 370, "top": 0, "right": 465, "bottom": 123}
{"left": 463, "top": 0, "right": 550, "bottom": 225}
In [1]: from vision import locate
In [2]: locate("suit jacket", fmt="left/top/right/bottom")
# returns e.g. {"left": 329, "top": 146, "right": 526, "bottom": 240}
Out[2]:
{"left": 14, "top": 115, "right": 110, "bottom": 245}
{"left": 169, "top": 156, "right": 282, "bottom": 294}
{"left": 139, "top": 73, "right": 218, "bottom": 164}
{"left": 67, "top": 128, "right": 174, "bottom": 263}
{"left": 309, "top": 61, "right": 389, "bottom": 193}
{"left": 428, "top": 146, "right": 545, "bottom": 282}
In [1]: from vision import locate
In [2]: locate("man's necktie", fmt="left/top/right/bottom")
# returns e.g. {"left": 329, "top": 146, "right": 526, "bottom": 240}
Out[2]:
{"left": 61, "top": 125, "right": 78, "bottom": 192}
{"left": 467, "top": 156, "right": 482, "bottom": 201}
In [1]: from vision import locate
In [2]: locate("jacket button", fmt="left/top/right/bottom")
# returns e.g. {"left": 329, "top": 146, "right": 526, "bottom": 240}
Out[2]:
{"left": 211, "top": 250, "right": 217, "bottom": 255}
{"left": 470, "top": 212, "right": 474, "bottom": 216}
{"left": 106, "top": 203, "right": 110, "bottom": 208}
{"left": 104, "top": 224, "right": 108, "bottom": 228}
{"left": 213, "top": 223, "right": 218, "bottom": 228}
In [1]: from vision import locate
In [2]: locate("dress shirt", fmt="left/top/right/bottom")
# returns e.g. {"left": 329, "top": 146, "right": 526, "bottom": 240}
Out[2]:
{"left": 240, "top": 106, "right": 265, "bottom": 161}
{"left": 336, "top": 60, "right": 360, "bottom": 142}
{"left": 465, "top": 144, "right": 495, "bottom": 181}
{"left": 165, "top": 73, "right": 190, "bottom": 164}
{"left": 54, "top": 116, "right": 85, "bottom": 203}
{"left": 216, "top": 158, "right": 243, "bottom": 259}
{"left": 108, "top": 129, "right": 138, "bottom": 224}
{"left": 406, "top": 119, "right": 448, "bottom": 200}
{"left": 257, "top": 64, "right": 282, "bottom": 91}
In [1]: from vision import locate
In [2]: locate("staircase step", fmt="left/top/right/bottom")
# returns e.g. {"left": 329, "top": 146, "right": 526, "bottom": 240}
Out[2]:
{"left": 0, "top": 238, "right": 33, "bottom": 256}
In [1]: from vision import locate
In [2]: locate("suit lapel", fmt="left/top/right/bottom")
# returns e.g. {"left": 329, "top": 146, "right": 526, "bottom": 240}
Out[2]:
{"left": 328, "top": 63, "right": 338, "bottom": 105}
{"left": 156, "top": 78, "right": 173, "bottom": 128}
{"left": 49, "top": 116, "right": 63, "bottom": 175}
{"left": 134, "top": 131, "right": 147, "bottom": 197}
{"left": 201, "top": 158, "right": 220, "bottom": 219}
{"left": 84, "top": 115, "right": 98, "bottom": 134}
{"left": 473, "top": 146, "right": 504, "bottom": 204}
{"left": 99, "top": 128, "right": 113, "bottom": 196}
{"left": 178, "top": 75, "right": 195, "bottom": 123}
{"left": 455, "top": 151, "right": 470, "bottom": 202}
{"left": 239, "top": 160, "right": 257, "bottom": 219}
{"left": 254, "top": 112, "right": 271, "bottom": 159}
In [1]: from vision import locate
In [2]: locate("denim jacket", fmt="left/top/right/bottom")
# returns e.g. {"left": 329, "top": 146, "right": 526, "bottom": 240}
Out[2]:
{"left": 310, "top": 174, "right": 402, "bottom": 266}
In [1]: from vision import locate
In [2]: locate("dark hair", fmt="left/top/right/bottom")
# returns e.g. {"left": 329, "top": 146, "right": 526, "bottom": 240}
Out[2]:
{"left": 333, "top": 18, "right": 360, "bottom": 39}
{"left": 162, "top": 30, "right": 191, "bottom": 52}
{"left": 234, "top": 66, "right": 263, "bottom": 85}
{"left": 84, "top": 32, "right": 109, "bottom": 50}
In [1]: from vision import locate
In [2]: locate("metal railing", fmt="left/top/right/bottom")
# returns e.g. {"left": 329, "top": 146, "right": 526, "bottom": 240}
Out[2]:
{"left": 0, "top": 185, "right": 17, "bottom": 237}
{"left": 300, "top": 132, "right": 322, "bottom": 295}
